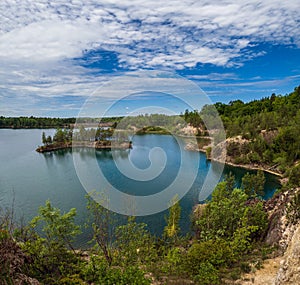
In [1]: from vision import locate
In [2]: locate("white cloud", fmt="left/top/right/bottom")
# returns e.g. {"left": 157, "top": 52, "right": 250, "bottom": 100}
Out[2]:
{"left": 0, "top": 0, "right": 299, "bottom": 115}
{"left": 1, "top": 0, "right": 299, "bottom": 67}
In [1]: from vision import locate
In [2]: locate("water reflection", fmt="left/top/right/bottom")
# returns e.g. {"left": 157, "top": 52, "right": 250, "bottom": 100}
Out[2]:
{"left": 0, "top": 129, "right": 281, "bottom": 247}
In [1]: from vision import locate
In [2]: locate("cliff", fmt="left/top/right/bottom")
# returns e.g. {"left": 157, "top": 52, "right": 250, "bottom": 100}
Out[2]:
{"left": 275, "top": 223, "right": 300, "bottom": 284}
{"left": 236, "top": 188, "right": 300, "bottom": 285}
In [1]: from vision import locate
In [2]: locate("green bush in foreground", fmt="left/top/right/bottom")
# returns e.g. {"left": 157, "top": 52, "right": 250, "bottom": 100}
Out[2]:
{"left": 82, "top": 255, "right": 150, "bottom": 285}
{"left": 194, "top": 261, "right": 220, "bottom": 285}
{"left": 0, "top": 171, "right": 274, "bottom": 284}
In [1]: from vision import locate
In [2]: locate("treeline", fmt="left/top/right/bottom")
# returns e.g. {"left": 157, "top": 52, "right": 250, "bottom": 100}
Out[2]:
{"left": 118, "top": 113, "right": 187, "bottom": 134}
{"left": 41, "top": 126, "right": 127, "bottom": 145}
{"left": 0, "top": 116, "right": 121, "bottom": 129}
{"left": 41, "top": 129, "right": 73, "bottom": 145}
{"left": 218, "top": 86, "right": 300, "bottom": 176}
{"left": 1, "top": 172, "right": 286, "bottom": 285}
{"left": 183, "top": 86, "right": 300, "bottom": 179}
{"left": 0, "top": 116, "right": 76, "bottom": 129}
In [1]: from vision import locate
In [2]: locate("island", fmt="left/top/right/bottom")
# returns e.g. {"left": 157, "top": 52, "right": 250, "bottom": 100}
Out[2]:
{"left": 36, "top": 125, "right": 132, "bottom": 153}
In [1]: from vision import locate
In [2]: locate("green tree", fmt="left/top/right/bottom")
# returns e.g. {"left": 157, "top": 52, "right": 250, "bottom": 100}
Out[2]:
{"left": 42, "top": 131, "right": 47, "bottom": 145}
{"left": 22, "top": 201, "right": 81, "bottom": 282}
{"left": 86, "top": 192, "right": 115, "bottom": 265}
{"left": 46, "top": 135, "right": 52, "bottom": 145}
{"left": 82, "top": 256, "right": 151, "bottom": 285}
{"left": 114, "top": 217, "right": 154, "bottom": 266}
{"left": 164, "top": 195, "right": 181, "bottom": 241}
{"left": 185, "top": 239, "right": 233, "bottom": 274}
{"left": 242, "top": 170, "right": 265, "bottom": 197}
{"left": 53, "top": 128, "right": 66, "bottom": 143}
{"left": 288, "top": 164, "right": 300, "bottom": 187}
{"left": 225, "top": 172, "right": 235, "bottom": 195}
{"left": 30, "top": 200, "right": 80, "bottom": 252}
{"left": 195, "top": 179, "right": 267, "bottom": 243}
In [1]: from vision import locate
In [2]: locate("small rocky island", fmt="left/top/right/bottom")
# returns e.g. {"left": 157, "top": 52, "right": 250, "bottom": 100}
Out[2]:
{"left": 36, "top": 126, "right": 132, "bottom": 153}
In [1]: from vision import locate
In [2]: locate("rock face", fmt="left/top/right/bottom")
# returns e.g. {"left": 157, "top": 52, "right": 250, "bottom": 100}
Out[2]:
{"left": 264, "top": 190, "right": 291, "bottom": 250}
{"left": 263, "top": 188, "right": 300, "bottom": 253}
{"left": 238, "top": 189, "right": 300, "bottom": 285}
{"left": 275, "top": 223, "right": 300, "bottom": 285}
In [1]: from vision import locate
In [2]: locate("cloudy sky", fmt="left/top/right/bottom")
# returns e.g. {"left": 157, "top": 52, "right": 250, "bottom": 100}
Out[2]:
{"left": 0, "top": 0, "right": 299, "bottom": 117}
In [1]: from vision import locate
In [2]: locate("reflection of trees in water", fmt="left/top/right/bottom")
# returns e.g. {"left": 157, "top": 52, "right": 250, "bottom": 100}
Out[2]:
{"left": 74, "top": 148, "right": 130, "bottom": 160}
{"left": 43, "top": 148, "right": 130, "bottom": 162}
{"left": 112, "top": 149, "right": 130, "bottom": 160}
{"left": 43, "top": 149, "right": 72, "bottom": 166}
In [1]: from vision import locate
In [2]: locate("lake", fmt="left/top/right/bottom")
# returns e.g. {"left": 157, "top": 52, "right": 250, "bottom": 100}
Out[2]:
{"left": 0, "top": 129, "right": 280, "bottom": 246}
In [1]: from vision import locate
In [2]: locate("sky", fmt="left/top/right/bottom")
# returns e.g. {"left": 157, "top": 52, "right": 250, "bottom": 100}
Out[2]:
{"left": 0, "top": 0, "right": 299, "bottom": 117}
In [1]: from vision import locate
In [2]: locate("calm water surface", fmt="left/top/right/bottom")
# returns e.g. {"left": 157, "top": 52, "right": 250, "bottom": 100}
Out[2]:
{"left": 0, "top": 129, "right": 280, "bottom": 246}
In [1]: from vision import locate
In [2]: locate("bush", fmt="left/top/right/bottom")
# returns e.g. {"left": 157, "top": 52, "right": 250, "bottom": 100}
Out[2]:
{"left": 82, "top": 255, "right": 150, "bottom": 284}
{"left": 287, "top": 191, "right": 300, "bottom": 224}
{"left": 288, "top": 164, "right": 300, "bottom": 187}
{"left": 248, "top": 151, "right": 261, "bottom": 163}
{"left": 161, "top": 247, "right": 184, "bottom": 275}
{"left": 234, "top": 155, "right": 250, "bottom": 164}
{"left": 194, "top": 262, "right": 220, "bottom": 285}
{"left": 58, "top": 275, "right": 86, "bottom": 285}
{"left": 184, "top": 239, "right": 233, "bottom": 276}
{"left": 20, "top": 201, "right": 82, "bottom": 282}
{"left": 206, "top": 146, "right": 212, "bottom": 158}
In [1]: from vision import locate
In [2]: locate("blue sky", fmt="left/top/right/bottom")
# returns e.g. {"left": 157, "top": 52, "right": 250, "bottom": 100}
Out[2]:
{"left": 0, "top": 0, "right": 299, "bottom": 117}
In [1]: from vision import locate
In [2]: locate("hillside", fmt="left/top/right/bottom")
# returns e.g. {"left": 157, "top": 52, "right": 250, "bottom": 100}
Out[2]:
{"left": 184, "top": 86, "right": 300, "bottom": 184}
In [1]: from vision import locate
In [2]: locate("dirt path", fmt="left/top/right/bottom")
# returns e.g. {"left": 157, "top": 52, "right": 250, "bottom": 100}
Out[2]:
{"left": 237, "top": 257, "right": 281, "bottom": 285}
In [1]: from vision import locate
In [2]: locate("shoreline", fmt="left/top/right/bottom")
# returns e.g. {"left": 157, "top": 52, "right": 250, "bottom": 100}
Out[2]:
{"left": 36, "top": 133, "right": 283, "bottom": 179}
{"left": 200, "top": 147, "right": 283, "bottom": 178}
{"left": 221, "top": 160, "right": 283, "bottom": 178}
{"left": 185, "top": 141, "right": 283, "bottom": 178}
{"left": 36, "top": 141, "right": 132, "bottom": 153}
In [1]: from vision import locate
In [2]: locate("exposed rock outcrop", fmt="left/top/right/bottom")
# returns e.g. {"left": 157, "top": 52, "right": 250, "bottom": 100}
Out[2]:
{"left": 238, "top": 188, "right": 300, "bottom": 285}
{"left": 275, "top": 223, "right": 300, "bottom": 284}
{"left": 264, "top": 188, "right": 299, "bottom": 252}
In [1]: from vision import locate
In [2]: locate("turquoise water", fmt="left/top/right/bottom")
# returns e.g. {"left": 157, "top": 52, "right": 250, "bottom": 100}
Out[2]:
{"left": 0, "top": 129, "right": 280, "bottom": 246}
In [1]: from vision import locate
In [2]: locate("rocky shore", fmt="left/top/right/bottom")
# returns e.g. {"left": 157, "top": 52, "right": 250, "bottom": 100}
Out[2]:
{"left": 184, "top": 138, "right": 283, "bottom": 178}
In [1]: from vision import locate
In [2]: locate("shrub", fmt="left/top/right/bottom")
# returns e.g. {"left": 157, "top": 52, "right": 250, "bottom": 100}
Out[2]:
{"left": 288, "top": 164, "right": 300, "bottom": 187}
{"left": 81, "top": 255, "right": 151, "bottom": 285}
{"left": 287, "top": 191, "right": 300, "bottom": 224}
{"left": 194, "top": 262, "right": 220, "bottom": 285}
{"left": 184, "top": 239, "right": 233, "bottom": 275}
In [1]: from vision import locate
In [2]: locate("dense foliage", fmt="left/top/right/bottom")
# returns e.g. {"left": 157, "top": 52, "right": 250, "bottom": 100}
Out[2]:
{"left": 183, "top": 86, "right": 300, "bottom": 180}
{"left": 0, "top": 116, "right": 75, "bottom": 129}
{"left": 0, "top": 116, "right": 120, "bottom": 129}
{"left": 217, "top": 86, "right": 300, "bottom": 170}
{"left": 41, "top": 127, "right": 115, "bottom": 146}
{"left": 1, "top": 172, "right": 275, "bottom": 285}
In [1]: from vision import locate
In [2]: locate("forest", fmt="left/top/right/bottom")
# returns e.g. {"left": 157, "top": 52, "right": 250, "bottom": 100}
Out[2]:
{"left": 215, "top": 85, "right": 300, "bottom": 172}
{"left": 0, "top": 116, "right": 120, "bottom": 129}
{"left": 184, "top": 86, "right": 300, "bottom": 184}
{"left": 0, "top": 116, "right": 76, "bottom": 129}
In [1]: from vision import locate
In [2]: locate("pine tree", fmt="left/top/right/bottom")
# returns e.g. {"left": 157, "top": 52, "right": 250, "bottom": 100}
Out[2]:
{"left": 42, "top": 132, "right": 47, "bottom": 145}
